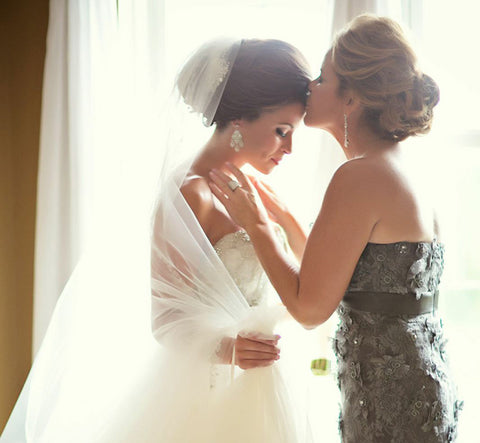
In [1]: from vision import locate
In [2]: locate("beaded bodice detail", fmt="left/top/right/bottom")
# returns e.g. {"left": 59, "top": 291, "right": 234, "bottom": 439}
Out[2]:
{"left": 334, "top": 241, "right": 462, "bottom": 442}
{"left": 214, "top": 230, "right": 269, "bottom": 307}
{"left": 347, "top": 240, "right": 444, "bottom": 298}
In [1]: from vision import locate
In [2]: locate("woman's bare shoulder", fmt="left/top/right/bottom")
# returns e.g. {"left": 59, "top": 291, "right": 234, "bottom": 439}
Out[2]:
{"left": 180, "top": 174, "right": 215, "bottom": 225}
{"left": 328, "top": 157, "right": 391, "bottom": 193}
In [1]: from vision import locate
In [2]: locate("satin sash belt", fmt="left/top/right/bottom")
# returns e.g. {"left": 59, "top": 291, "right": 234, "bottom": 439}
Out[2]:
{"left": 342, "top": 290, "right": 439, "bottom": 316}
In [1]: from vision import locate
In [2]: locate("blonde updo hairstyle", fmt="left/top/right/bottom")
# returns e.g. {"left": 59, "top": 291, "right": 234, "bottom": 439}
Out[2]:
{"left": 332, "top": 14, "right": 440, "bottom": 142}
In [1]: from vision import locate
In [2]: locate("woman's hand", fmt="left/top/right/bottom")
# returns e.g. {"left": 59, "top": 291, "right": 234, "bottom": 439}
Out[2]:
{"left": 234, "top": 332, "right": 281, "bottom": 369}
{"left": 248, "top": 176, "right": 288, "bottom": 224}
{"left": 249, "top": 176, "right": 307, "bottom": 262}
{"left": 208, "top": 163, "right": 270, "bottom": 232}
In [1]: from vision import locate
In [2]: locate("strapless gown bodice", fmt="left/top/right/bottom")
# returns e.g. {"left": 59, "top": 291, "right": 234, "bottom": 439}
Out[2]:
{"left": 214, "top": 230, "right": 271, "bottom": 307}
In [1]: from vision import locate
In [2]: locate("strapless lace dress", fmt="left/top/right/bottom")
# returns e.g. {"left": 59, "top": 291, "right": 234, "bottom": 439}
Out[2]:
{"left": 214, "top": 229, "right": 271, "bottom": 308}
{"left": 334, "top": 241, "right": 462, "bottom": 442}
{"left": 209, "top": 229, "right": 279, "bottom": 388}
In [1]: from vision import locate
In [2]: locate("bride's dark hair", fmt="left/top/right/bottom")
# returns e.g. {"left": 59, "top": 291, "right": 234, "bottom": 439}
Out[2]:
{"left": 213, "top": 39, "right": 311, "bottom": 129}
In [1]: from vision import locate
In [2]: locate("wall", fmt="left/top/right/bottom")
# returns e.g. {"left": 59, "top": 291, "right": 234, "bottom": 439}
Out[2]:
{"left": 0, "top": 0, "right": 49, "bottom": 431}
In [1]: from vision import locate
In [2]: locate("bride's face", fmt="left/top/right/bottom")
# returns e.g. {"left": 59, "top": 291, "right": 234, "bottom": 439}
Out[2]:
{"left": 237, "top": 102, "right": 304, "bottom": 174}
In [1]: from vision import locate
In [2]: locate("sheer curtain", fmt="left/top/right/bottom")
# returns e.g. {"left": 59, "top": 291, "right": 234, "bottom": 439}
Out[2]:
{"left": 32, "top": 0, "right": 117, "bottom": 353}
{"left": 32, "top": 0, "right": 166, "bottom": 354}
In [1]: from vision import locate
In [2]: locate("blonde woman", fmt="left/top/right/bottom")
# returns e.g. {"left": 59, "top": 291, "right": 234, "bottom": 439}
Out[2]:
{"left": 211, "top": 15, "right": 462, "bottom": 442}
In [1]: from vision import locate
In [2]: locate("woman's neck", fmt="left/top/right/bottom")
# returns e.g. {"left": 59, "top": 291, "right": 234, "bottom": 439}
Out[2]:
{"left": 337, "top": 113, "right": 399, "bottom": 160}
{"left": 190, "top": 129, "right": 245, "bottom": 177}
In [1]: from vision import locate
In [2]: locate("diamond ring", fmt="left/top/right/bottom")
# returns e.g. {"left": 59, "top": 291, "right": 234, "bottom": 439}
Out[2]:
{"left": 227, "top": 180, "right": 241, "bottom": 192}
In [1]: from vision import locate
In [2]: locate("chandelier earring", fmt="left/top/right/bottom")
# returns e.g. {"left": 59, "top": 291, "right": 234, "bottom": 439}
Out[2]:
{"left": 343, "top": 113, "right": 350, "bottom": 148}
{"left": 230, "top": 124, "right": 244, "bottom": 152}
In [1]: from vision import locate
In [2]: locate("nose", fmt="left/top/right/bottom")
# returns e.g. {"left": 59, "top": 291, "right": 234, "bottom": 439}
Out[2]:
{"left": 282, "top": 135, "right": 293, "bottom": 154}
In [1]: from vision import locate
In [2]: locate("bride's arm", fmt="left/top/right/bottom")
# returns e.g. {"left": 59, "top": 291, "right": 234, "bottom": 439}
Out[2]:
{"left": 154, "top": 177, "right": 281, "bottom": 368}
{"left": 209, "top": 161, "right": 378, "bottom": 327}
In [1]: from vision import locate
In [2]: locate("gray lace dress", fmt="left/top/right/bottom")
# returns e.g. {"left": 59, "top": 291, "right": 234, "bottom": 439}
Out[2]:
{"left": 334, "top": 240, "right": 462, "bottom": 442}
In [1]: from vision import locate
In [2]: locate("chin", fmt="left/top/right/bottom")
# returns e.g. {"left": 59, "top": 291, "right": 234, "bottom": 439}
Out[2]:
{"left": 256, "top": 166, "right": 273, "bottom": 175}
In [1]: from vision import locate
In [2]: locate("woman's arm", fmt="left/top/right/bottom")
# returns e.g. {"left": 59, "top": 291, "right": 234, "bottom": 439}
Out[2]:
{"left": 209, "top": 161, "right": 378, "bottom": 327}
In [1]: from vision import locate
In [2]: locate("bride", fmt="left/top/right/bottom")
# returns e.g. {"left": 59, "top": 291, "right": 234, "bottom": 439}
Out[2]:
{"left": 148, "top": 38, "right": 312, "bottom": 442}
{"left": 2, "top": 38, "right": 315, "bottom": 442}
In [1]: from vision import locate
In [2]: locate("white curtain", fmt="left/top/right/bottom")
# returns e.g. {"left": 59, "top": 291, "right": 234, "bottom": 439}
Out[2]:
{"left": 32, "top": 0, "right": 165, "bottom": 354}
{"left": 33, "top": 0, "right": 116, "bottom": 353}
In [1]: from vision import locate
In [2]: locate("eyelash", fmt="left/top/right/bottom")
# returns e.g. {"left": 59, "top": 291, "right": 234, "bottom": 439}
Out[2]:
{"left": 276, "top": 128, "right": 288, "bottom": 138}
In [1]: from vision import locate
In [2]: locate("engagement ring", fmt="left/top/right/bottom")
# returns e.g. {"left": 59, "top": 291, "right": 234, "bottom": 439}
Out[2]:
{"left": 227, "top": 180, "right": 241, "bottom": 192}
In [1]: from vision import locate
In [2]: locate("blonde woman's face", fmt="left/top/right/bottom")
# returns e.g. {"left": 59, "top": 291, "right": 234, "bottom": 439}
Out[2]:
{"left": 304, "top": 53, "right": 344, "bottom": 131}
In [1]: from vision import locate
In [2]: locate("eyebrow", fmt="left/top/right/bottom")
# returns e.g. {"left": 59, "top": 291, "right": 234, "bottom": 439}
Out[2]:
{"left": 278, "top": 123, "right": 294, "bottom": 128}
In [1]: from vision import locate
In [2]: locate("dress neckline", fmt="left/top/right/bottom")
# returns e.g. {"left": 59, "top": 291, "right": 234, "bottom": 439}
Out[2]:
{"left": 213, "top": 229, "right": 250, "bottom": 249}
{"left": 366, "top": 238, "right": 443, "bottom": 247}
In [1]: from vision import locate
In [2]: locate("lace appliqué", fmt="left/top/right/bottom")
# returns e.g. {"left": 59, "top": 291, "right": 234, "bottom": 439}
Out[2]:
{"left": 334, "top": 242, "right": 462, "bottom": 442}
{"left": 214, "top": 230, "right": 268, "bottom": 307}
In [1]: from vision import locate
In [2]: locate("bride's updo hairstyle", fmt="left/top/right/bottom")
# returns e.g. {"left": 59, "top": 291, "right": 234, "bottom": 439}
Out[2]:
{"left": 176, "top": 38, "right": 310, "bottom": 129}
{"left": 332, "top": 14, "right": 440, "bottom": 141}
{"left": 213, "top": 39, "right": 310, "bottom": 129}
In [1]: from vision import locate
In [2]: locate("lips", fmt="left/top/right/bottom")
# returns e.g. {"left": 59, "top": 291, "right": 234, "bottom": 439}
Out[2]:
{"left": 271, "top": 158, "right": 281, "bottom": 165}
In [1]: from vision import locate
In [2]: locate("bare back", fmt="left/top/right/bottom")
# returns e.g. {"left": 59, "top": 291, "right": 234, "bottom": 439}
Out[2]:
{"left": 296, "top": 147, "right": 439, "bottom": 323}
{"left": 362, "top": 152, "right": 438, "bottom": 244}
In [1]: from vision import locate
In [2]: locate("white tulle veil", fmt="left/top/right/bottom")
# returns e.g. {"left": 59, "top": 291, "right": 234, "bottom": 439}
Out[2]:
{"left": 2, "top": 38, "right": 312, "bottom": 443}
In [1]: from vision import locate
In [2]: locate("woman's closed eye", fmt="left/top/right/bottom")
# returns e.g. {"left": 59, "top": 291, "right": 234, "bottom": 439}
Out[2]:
{"left": 276, "top": 128, "right": 288, "bottom": 138}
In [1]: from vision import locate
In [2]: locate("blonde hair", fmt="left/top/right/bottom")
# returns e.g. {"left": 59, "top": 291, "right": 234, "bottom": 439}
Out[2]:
{"left": 332, "top": 14, "right": 439, "bottom": 141}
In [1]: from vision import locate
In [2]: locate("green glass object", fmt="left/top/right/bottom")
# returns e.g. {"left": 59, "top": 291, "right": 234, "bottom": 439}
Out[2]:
{"left": 311, "top": 358, "right": 331, "bottom": 376}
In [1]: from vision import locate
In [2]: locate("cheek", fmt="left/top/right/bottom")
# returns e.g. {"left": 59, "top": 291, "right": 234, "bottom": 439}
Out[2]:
{"left": 250, "top": 133, "right": 278, "bottom": 153}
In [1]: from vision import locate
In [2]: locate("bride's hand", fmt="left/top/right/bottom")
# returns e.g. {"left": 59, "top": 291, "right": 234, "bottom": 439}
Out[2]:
{"left": 234, "top": 333, "right": 281, "bottom": 369}
{"left": 209, "top": 163, "right": 270, "bottom": 232}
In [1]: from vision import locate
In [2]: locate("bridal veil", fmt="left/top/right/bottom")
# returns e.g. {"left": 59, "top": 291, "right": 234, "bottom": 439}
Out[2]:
{"left": 2, "top": 38, "right": 312, "bottom": 443}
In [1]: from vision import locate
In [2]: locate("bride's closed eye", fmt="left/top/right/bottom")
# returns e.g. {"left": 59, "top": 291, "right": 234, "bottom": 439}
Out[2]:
{"left": 276, "top": 128, "right": 288, "bottom": 138}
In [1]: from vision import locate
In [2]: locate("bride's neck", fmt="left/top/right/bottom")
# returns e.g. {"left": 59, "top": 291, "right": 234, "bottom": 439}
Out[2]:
{"left": 190, "top": 130, "right": 245, "bottom": 177}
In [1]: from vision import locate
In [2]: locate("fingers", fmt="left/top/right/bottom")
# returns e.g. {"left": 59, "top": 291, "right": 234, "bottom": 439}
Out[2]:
{"left": 256, "top": 179, "right": 275, "bottom": 194}
{"left": 239, "top": 331, "right": 281, "bottom": 341}
{"left": 234, "top": 333, "right": 281, "bottom": 370}
{"left": 238, "top": 359, "right": 277, "bottom": 369}
{"left": 236, "top": 338, "right": 280, "bottom": 355}
{"left": 225, "top": 162, "right": 251, "bottom": 189}
{"left": 209, "top": 179, "right": 229, "bottom": 207}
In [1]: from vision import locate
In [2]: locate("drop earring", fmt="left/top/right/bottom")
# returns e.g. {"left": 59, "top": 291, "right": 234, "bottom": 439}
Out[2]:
{"left": 343, "top": 113, "right": 350, "bottom": 148}
{"left": 230, "top": 124, "right": 244, "bottom": 152}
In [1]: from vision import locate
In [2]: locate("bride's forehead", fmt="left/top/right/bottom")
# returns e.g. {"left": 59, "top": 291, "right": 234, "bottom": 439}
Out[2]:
{"left": 261, "top": 103, "right": 304, "bottom": 119}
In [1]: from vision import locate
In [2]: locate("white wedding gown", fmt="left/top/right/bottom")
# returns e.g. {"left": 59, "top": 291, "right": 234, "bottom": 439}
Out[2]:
{"left": 91, "top": 227, "right": 312, "bottom": 443}
{"left": 2, "top": 198, "right": 311, "bottom": 443}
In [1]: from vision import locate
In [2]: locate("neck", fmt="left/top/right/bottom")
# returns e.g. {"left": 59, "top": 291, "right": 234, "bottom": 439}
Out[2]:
{"left": 333, "top": 113, "right": 399, "bottom": 160}
{"left": 190, "top": 128, "right": 245, "bottom": 177}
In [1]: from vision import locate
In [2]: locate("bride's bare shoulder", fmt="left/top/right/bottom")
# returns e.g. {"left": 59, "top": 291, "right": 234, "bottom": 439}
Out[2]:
{"left": 180, "top": 174, "right": 212, "bottom": 209}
